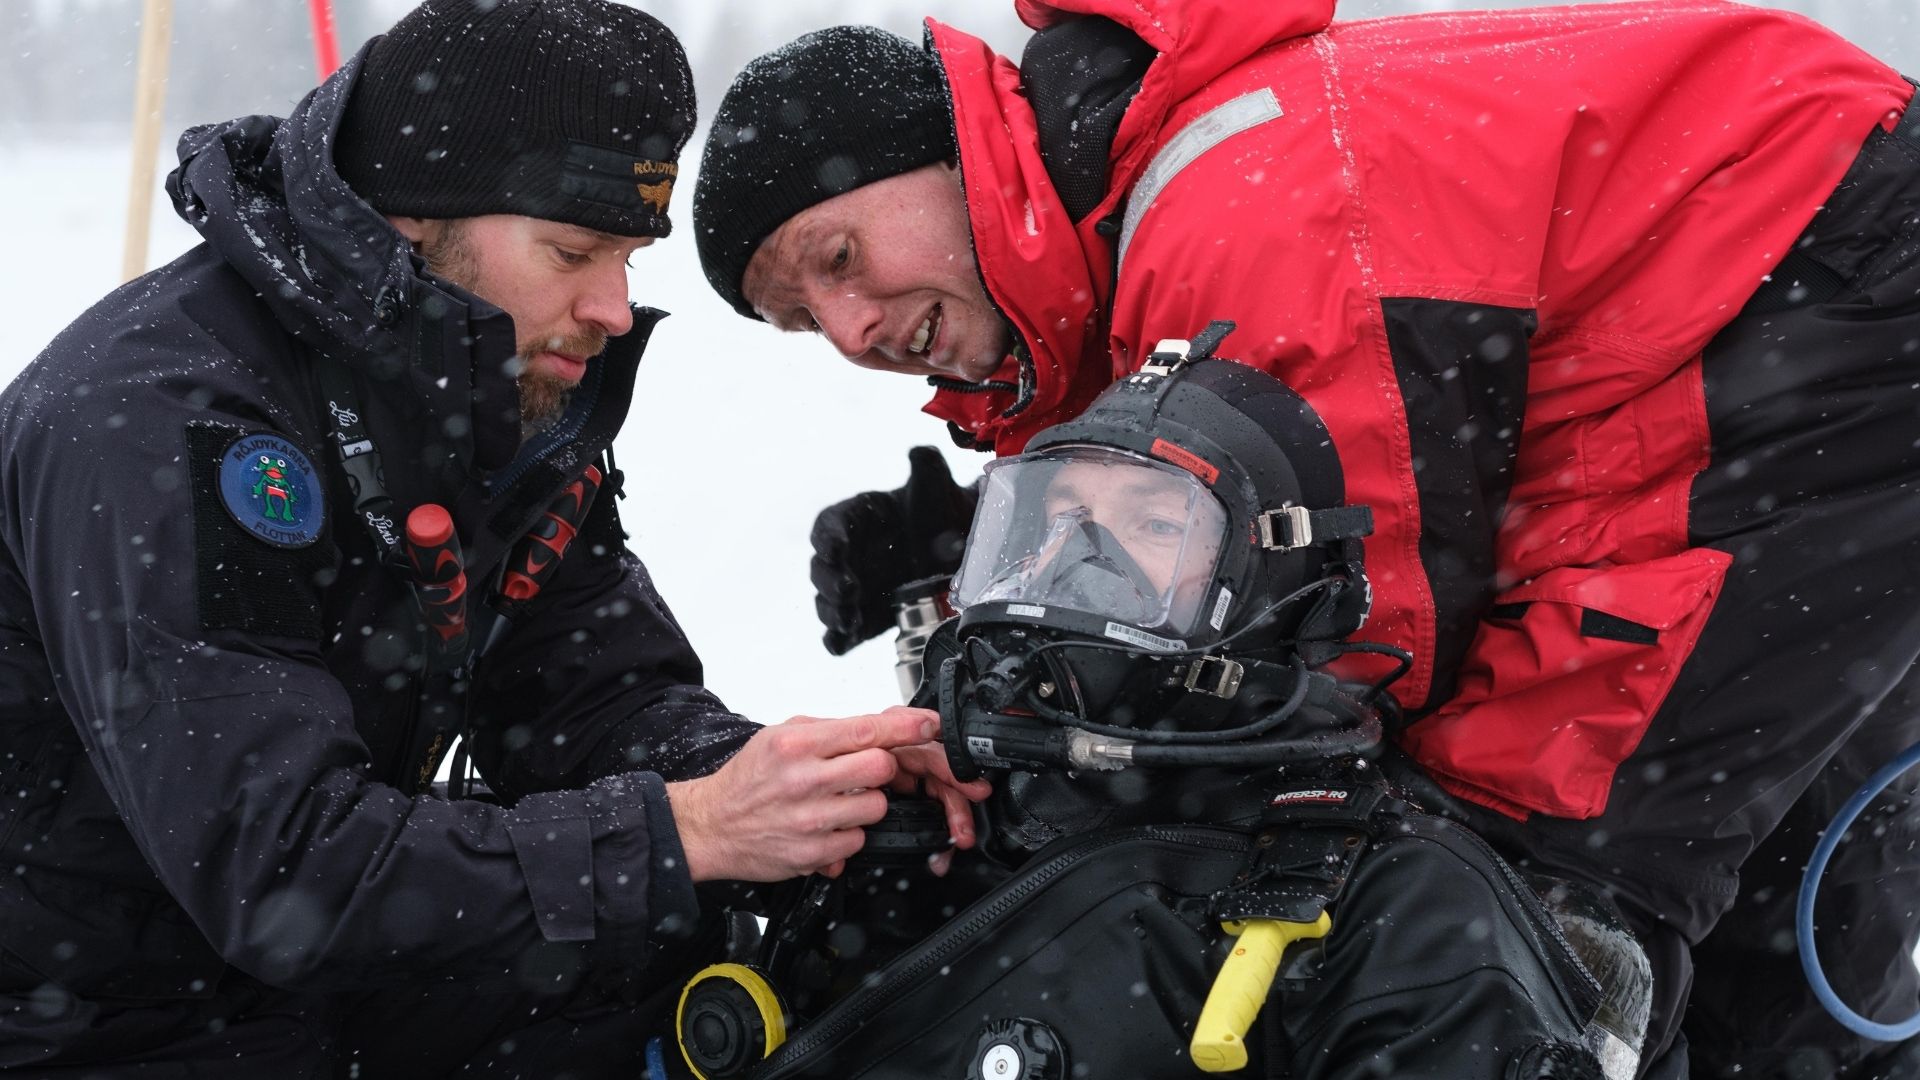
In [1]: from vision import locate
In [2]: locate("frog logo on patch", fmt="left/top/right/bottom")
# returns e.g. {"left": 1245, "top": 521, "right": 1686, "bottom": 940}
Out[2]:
{"left": 218, "top": 432, "right": 324, "bottom": 548}
{"left": 251, "top": 454, "right": 300, "bottom": 522}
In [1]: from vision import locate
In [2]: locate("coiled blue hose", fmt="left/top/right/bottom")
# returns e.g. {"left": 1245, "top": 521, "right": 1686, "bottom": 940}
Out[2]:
{"left": 1796, "top": 740, "right": 1920, "bottom": 1041}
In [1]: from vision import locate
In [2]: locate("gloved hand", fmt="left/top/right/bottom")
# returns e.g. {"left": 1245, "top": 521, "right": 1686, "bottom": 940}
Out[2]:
{"left": 810, "top": 446, "right": 978, "bottom": 655}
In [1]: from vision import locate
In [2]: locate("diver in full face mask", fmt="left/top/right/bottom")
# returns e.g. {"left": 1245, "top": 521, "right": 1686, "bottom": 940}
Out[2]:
{"left": 675, "top": 337, "right": 1642, "bottom": 1080}
{"left": 939, "top": 334, "right": 1382, "bottom": 785}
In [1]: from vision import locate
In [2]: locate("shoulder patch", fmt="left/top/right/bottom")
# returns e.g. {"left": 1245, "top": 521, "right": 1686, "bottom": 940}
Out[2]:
{"left": 216, "top": 431, "right": 325, "bottom": 548}
{"left": 188, "top": 423, "right": 331, "bottom": 639}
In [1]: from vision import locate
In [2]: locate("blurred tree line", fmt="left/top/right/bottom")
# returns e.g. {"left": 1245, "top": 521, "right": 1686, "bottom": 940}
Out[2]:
{"left": 0, "top": 0, "right": 1909, "bottom": 142}
{"left": 0, "top": 0, "right": 1025, "bottom": 140}
{"left": 1, "top": 0, "right": 398, "bottom": 135}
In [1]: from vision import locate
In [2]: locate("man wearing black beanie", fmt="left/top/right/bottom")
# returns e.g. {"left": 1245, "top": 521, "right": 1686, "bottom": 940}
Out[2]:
{"left": 697, "top": 6, "right": 1920, "bottom": 1079}
{"left": 0, "top": 1, "right": 982, "bottom": 1074}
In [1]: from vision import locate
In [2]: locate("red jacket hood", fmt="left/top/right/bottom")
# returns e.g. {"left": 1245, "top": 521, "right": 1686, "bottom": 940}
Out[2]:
{"left": 920, "top": 18, "right": 1111, "bottom": 451}
{"left": 923, "top": 1, "right": 1334, "bottom": 451}
{"left": 1017, "top": 0, "right": 1334, "bottom": 199}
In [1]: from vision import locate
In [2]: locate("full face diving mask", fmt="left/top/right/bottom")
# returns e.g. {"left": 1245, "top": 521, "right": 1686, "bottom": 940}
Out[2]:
{"left": 934, "top": 332, "right": 1387, "bottom": 782}
{"left": 957, "top": 447, "right": 1230, "bottom": 639}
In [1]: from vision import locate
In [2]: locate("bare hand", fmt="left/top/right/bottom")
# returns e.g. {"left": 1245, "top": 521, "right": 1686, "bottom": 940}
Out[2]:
{"left": 888, "top": 742, "right": 992, "bottom": 876}
{"left": 667, "top": 706, "right": 948, "bottom": 883}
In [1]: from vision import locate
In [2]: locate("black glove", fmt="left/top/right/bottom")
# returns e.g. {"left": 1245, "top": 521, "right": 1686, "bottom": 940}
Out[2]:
{"left": 810, "top": 446, "right": 978, "bottom": 656}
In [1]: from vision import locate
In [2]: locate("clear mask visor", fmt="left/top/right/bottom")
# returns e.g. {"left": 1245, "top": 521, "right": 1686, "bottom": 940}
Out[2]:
{"left": 952, "top": 447, "right": 1229, "bottom": 637}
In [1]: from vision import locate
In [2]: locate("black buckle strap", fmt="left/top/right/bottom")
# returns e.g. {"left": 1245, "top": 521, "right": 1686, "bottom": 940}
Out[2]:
{"left": 1257, "top": 504, "right": 1374, "bottom": 550}
{"left": 1180, "top": 655, "right": 1245, "bottom": 698}
{"left": 1187, "top": 319, "right": 1237, "bottom": 361}
{"left": 317, "top": 362, "right": 403, "bottom": 562}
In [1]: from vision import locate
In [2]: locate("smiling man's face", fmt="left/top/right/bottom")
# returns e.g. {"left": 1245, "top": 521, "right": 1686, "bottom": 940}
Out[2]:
{"left": 395, "top": 213, "right": 653, "bottom": 430}
{"left": 741, "top": 162, "right": 1012, "bottom": 383}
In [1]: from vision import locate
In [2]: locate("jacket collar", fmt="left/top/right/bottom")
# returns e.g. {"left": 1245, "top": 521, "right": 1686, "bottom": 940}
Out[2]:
{"left": 921, "top": 19, "right": 1116, "bottom": 454}
{"left": 920, "top": 1, "right": 1339, "bottom": 453}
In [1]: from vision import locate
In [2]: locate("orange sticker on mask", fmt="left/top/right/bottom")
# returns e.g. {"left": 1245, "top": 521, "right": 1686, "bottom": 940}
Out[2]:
{"left": 1150, "top": 437, "right": 1219, "bottom": 484}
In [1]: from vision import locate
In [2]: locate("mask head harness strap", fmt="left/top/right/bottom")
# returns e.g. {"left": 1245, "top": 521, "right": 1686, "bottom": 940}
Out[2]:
{"left": 1103, "top": 323, "right": 1376, "bottom": 650}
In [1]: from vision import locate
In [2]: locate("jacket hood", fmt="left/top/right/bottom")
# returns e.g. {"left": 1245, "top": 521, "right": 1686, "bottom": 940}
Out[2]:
{"left": 920, "top": 19, "right": 1117, "bottom": 454}
{"left": 1017, "top": 0, "right": 1333, "bottom": 196}
{"left": 166, "top": 44, "right": 530, "bottom": 471}
{"left": 923, "top": 0, "right": 1335, "bottom": 452}
{"left": 167, "top": 42, "right": 418, "bottom": 366}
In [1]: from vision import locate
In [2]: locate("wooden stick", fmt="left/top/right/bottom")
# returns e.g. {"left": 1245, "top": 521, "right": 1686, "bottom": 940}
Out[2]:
{"left": 121, "top": 0, "right": 174, "bottom": 284}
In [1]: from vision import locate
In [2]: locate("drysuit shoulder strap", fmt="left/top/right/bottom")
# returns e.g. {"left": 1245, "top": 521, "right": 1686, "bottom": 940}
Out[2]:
{"left": 1208, "top": 777, "right": 1408, "bottom": 925}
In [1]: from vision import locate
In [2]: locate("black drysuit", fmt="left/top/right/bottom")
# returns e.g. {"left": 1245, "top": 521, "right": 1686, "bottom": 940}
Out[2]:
{"left": 740, "top": 769, "right": 1612, "bottom": 1080}
{"left": 0, "top": 55, "right": 757, "bottom": 1074}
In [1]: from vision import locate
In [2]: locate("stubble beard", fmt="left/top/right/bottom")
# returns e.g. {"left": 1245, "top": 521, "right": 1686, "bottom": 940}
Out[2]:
{"left": 513, "top": 330, "right": 608, "bottom": 437}
{"left": 418, "top": 221, "right": 596, "bottom": 435}
{"left": 515, "top": 367, "right": 573, "bottom": 435}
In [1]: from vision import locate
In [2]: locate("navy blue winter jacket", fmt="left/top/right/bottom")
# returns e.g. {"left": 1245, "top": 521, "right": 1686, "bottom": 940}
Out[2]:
{"left": 0, "top": 55, "right": 756, "bottom": 1015}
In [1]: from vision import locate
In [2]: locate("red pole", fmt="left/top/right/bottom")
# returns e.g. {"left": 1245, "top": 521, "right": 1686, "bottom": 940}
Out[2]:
{"left": 308, "top": 0, "right": 341, "bottom": 79}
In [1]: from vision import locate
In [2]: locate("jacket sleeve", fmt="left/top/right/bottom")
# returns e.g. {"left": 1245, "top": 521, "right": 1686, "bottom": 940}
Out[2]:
{"left": 2, "top": 331, "right": 708, "bottom": 991}
{"left": 464, "top": 484, "right": 762, "bottom": 798}
{"left": 1278, "top": 819, "right": 1602, "bottom": 1079}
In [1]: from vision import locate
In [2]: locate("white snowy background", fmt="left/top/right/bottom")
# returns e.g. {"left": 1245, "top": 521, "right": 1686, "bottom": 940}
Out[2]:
{"left": 2, "top": 0, "right": 1916, "bottom": 727}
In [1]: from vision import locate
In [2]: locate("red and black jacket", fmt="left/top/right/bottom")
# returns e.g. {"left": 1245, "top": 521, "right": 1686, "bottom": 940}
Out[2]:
{"left": 920, "top": 0, "right": 1910, "bottom": 820}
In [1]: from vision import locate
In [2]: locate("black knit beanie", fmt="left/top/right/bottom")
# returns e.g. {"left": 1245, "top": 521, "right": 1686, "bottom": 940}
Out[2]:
{"left": 693, "top": 26, "right": 954, "bottom": 319}
{"left": 335, "top": 0, "right": 694, "bottom": 238}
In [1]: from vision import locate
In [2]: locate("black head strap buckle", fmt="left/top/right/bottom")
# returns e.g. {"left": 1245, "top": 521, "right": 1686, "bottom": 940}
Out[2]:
{"left": 1181, "top": 655, "right": 1245, "bottom": 698}
{"left": 1139, "top": 319, "right": 1239, "bottom": 377}
{"left": 1258, "top": 504, "right": 1375, "bottom": 551}
{"left": 1258, "top": 505, "right": 1314, "bottom": 550}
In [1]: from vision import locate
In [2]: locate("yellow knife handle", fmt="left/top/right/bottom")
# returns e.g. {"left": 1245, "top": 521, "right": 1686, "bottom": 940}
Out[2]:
{"left": 1190, "top": 913, "right": 1332, "bottom": 1073}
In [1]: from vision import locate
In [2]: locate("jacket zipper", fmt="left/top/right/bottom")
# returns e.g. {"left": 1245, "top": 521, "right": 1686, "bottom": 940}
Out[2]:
{"left": 387, "top": 676, "right": 426, "bottom": 791}
{"left": 487, "top": 366, "right": 602, "bottom": 496}
{"left": 1448, "top": 821, "right": 1606, "bottom": 1013}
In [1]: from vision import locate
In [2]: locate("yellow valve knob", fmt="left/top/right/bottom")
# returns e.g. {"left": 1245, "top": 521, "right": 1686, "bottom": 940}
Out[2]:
{"left": 676, "top": 963, "right": 788, "bottom": 1080}
{"left": 1190, "top": 912, "right": 1332, "bottom": 1073}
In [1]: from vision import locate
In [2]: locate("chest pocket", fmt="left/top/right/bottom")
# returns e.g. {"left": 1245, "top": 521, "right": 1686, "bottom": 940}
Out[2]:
{"left": 1404, "top": 547, "right": 1732, "bottom": 819}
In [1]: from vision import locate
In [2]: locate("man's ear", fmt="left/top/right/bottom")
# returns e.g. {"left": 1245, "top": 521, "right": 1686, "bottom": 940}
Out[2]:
{"left": 386, "top": 215, "right": 434, "bottom": 245}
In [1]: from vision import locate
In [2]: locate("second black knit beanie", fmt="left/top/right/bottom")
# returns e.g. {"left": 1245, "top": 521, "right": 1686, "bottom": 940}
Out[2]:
{"left": 693, "top": 26, "right": 955, "bottom": 319}
{"left": 334, "top": 0, "right": 695, "bottom": 238}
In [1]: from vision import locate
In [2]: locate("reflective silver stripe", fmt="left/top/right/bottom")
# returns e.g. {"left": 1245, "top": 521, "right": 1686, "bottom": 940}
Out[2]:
{"left": 1117, "top": 87, "right": 1284, "bottom": 275}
